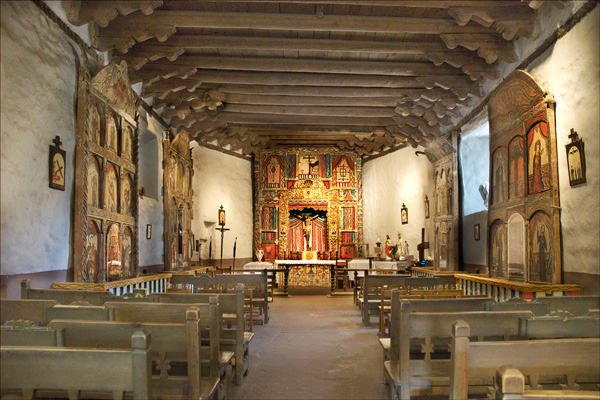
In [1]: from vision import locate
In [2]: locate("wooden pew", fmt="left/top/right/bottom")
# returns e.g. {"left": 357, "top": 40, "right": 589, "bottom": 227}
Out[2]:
{"left": 149, "top": 284, "right": 253, "bottom": 385}
{"left": 449, "top": 320, "right": 600, "bottom": 400}
{"left": 383, "top": 293, "right": 536, "bottom": 400}
{"left": 170, "top": 271, "right": 270, "bottom": 325}
{"left": 21, "top": 279, "right": 114, "bottom": 305}
{"left": 494, "top": 366, "right": 600, "bottom": 400}
{"left": 518, "top": 314, "right": 600, "bottom": 339}
{"left": 1, "top": 329, "right": 152, "bottom": 400}
{"left": 1, "top": 299, "right": 57, "bottom": 325}
{"left": 361, "top": 273, "right": 409, "bottom": 325}
{"left": 534, "top": 295, "right": 600, "bottom": 316}
{"left": 48, "top": 304, "right": 222, "bottom": 400}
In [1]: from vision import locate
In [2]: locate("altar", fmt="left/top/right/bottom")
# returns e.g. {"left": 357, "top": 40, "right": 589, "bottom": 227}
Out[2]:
{"left": 274, "top": 259, "right": 336, "bottom": 287}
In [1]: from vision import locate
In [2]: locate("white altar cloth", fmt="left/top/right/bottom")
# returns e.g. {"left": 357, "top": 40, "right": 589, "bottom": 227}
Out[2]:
{"left": 243, "top": 261, "right": 278, "bottom": 283}
{"left": 346, "top": 258, "right": 412, "bottom": 280}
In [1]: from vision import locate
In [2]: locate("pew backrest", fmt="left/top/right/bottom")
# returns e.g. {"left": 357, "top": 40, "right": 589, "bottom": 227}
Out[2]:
{"left": 0, "top": 329, "right": 152, "bottom": 399}
{"left": 518, "top": 314, "right": 600, "bottom": 338}
{"left": 484, "top": 298, "right": 549, "bottom": 315}
{"left": 44, "top": 304, "right": 113, "bottom": 323}
{"left": 1, "top": 299, "right": 57, "bottom": 325}
{"left": 450, "top": 320, "right": 600, "bottom": 399}
{"left": 535, "top": 295, "right": 600, "bottom": 316}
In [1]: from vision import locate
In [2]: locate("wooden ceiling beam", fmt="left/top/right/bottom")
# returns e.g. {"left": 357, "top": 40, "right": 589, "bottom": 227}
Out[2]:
{"left": 66, "top": 0, "right": 163, "bottom": 27}
{"left": 210, "top": 112, "right": 401, "bottom": 127}
{"left": 140, "top": 56, "right": 465, "bottom": 77}
{"left": 94, "top": 10, "right": 499, "bottom": 51}
{"left": 210, "top": 93, "right": 400, "bottom": 108}
{"left": 222, "top": 104, "right": 397, "bottom": 118}
{"left": 136, "top": 70, "right": 481, "bottom": 92}
{"left": 167, "top": 1, "right": 523, "bottom": 7}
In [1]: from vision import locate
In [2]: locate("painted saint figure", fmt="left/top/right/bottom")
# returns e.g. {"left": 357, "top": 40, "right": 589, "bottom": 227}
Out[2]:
{"left": 537, "top": 225, "right": 548, "bottom": 282}
{"left": 532, "top": 141, "right": 545, "bottom": 192}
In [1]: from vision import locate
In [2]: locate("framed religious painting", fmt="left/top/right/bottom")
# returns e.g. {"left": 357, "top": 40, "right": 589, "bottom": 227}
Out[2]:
{"left": 566, "top": 128, "right": 586, "bottom": 186}
{"left": 424, "top": 195, "right": 430, "bottom": 219}
{"left": 49, "top": 136, "right": 66, "bottom": 191}
{"left": 401, "top": 203, "right": 408, "bottom": 224}
{"left": 146, "top": 224, "right": 152, "bottom": 239}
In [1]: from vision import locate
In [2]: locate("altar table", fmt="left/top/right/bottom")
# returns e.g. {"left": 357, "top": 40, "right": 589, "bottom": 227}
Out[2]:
{"left": 274, "top": 260, "right": 336, "bottom": 292}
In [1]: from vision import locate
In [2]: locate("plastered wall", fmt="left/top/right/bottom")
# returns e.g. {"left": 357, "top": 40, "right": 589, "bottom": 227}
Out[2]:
{"left": 362, "top": 146, "right": 435, "bottom": 260}
{"left": 524, "top": 6, "right": 600, "bottom": 276}
{"left": 137, "top": 109, "right": 165, "bottom": 269}
{"left": 1, "top": 1, "right": 81, "bottom": 276}
{"left": 191, "top": 145, "right": 253, "bottom": 263}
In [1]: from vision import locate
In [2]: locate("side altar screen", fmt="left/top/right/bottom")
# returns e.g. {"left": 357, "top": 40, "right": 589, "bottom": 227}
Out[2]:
{"left": 488, "top": 70, "right": 561, "bottom": 284}
{"left": 73, "top": 61, "right": 139, "bottom": 283}
{"left": 253, "top": 149, "right": 363, "bottom": 261}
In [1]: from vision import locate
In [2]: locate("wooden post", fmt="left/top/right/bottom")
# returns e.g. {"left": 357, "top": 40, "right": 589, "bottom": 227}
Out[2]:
{"left": 21, "top": 279, "right": 30, "bottom": 299}
{"left": 186, "top": 306, "right": 201, "bottom": 400}
{"left": 398, "top": 300, "right": 411, "bottom": 400}
{"left": 234, "top": 283, "right": 245, "bottom": 385}
{"left": 131, "top": 329, "right": 152, "bottom": 400}
{"left": 495, "top": 366, "right": 525, "bottom": 399}
{"left": 449, "top": 320, "right": 471, "bottom": 400}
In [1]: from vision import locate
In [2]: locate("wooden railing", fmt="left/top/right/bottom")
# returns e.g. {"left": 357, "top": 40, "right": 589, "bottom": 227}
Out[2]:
{"left": 51, "top": 273, "right": 172, "bottom": 296}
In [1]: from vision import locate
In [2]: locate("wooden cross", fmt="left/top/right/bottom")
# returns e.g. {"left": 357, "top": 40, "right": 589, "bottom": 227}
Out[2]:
{"left": 568, "top": 128, "right": 579, "bottom": 143}
{"left": 53, "top": 135, "right": 62, "bottom": 149}
{"left": 416, "top": 227, "right": 429, "bottom": 262}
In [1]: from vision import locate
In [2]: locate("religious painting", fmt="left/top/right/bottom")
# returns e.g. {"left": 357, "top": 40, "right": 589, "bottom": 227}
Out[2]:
{"left": 121, "top": 123, "right": 134, "bottom": 160}
{"left": 333, "top": 156, "right": 354, "bottom": 187}
{"left": 104, "top": 164, "right": 119, "bottom": 213}
{"left": 566, "top": 129, "right": 586, "bottom": 186}
{"left": 340, "top": 244, "right": 355, "bottom": 259}
{"left": 218, "top": 206, "right": 226, "bottom": 226}
{"left": 507, "top": 213, "right": 525, "bottom": 280}
{"left": 262, "top": 206, "right": 277, "bottom": 231}
{"left": 49, "top": 136, "right": 66, "bottom": 191}
{"left": 261, "top": 242, "right": 277, "bottom": 261}
{"left": 425, "top": 195, "right": 430, "bottom": 219}
{"left": 182, "top": 166, "right": 190, "bottom": 196}
{"left": 492, "top": 148, "right": 507, "bottom": 204}
{"left": 121, "top": 174, "right": 133, "bottom": 216}
{"left": 508, "top": 136, "right": 525, "bottom": 199}
{"left": 85, "top": 220, "right": 101, "bottom": 283}
{"left": 86, "top": 100, "right": 102, "bottom": 146}
{"left": 87, "top": 156, "right": 101, "bottom": 208}
{"left": 146, "top": 224, "right": 152, "bottom": 239}
{"left": 122, "top": 226, "right": 133, "bottom": 279}
{"left": 105, "top": 112, "right": 119, "bottom": 152}
{"left": 169, "top": 155, "right": 177, "bottom": 189}
{"left": 298, "top": 154, "right": 320, "bottom": 178}
{"left": 106, "top": 224, "right": 122, "bottom": 280}
{"left": 529, "top": 211, "right": 552, "bottom": 283}
{"left": 527, "top": 121, "right": 550, "bottom": 194}
{"left": 177, "top": 161, "right": 184, "bottom": 193}
{"left": 489, "top": 220, "right": 506, "bottom": 278}
{"left": 265, "top": 156, "right": 284, "bottom": 188}
{"left": 474, "top": 224, "right": 480, "bottom": 241}
{"left": 435, "top": 169, "right": 446, "bottom": 216}
{"left": 401, "top": 204, "right": 408, "bottom": 224}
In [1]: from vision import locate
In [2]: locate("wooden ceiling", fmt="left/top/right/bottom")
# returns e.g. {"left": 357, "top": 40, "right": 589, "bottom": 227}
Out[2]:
{"left": 67, "top": 0, "right": 567, "bottom": 156}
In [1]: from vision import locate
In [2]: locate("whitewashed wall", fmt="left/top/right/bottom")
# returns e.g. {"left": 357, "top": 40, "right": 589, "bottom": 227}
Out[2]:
{"left": 525, "top": 6, "right": 599, "bottom": 276}
{"left": 362, "top": 146, "right": 435, "bottom": 260}
{"left": 459, "top": 111, "right": 490, "bottom": 268}
{"left": 137, "top": 109, "right": 165, "bottom": 268}
{"left": 1, "top": 1, "right": 81, "bottom": 275}
{"left": 190, "top": 145, "right": 253, "bottom": 262}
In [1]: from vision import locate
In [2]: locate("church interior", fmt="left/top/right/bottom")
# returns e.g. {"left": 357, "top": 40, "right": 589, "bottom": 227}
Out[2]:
{"left": 1, "top": 1, "right": 599, "bottom": 399}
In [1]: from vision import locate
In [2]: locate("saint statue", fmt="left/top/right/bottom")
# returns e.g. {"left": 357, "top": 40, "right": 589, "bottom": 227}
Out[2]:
{"left": 397, "top": 232, "right": 406, "bottom": 257}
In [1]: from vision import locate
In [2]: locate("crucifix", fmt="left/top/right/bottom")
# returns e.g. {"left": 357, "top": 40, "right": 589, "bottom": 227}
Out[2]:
{"left": 416, "top": 227, "right": 429, "bottom": 263}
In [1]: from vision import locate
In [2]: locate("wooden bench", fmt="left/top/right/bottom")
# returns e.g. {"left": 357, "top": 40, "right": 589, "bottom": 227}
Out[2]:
{"left": 518, "top": 313, "right": 600, "bottom": 339}
{"left": 361, "top": 273, "right": 409, "bottom": 325}
{"left": 171, "top": 271, "right": 270, "bottom": 325}
{"left": 1, "top": 329, "right": 152, "bottom": 400}
{"left": 449, "top": 319, "right": 600, "bottom": 400}
{"left": 494, "top": 365, "right": 600, "bottom": 400}
{"left": 383, "top": 293, "right": 536, "bottom": 400}
{"left": 1, "top": 299, "right": 57, "bottom": 325}
{"left": 148, "top": 284, "right": 254, "bottom": 385}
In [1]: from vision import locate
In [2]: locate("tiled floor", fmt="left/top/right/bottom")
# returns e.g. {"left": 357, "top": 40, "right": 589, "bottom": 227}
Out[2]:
{"left": 227, "top": 291, "right": 389, "bottom": 400}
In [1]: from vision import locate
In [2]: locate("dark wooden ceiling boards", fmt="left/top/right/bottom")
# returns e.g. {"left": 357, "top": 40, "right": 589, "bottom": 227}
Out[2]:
{"left": 67, "top": 0, "right": 568, "bottom": 156}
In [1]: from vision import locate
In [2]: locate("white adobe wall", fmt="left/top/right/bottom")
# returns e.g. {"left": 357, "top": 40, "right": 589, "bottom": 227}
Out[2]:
{"left": 190, "top": 145, "right": 253, "bottom": 261}
{"left": 525, "top": 6, "right": 599, "bottom": 276}
{"left": 362, "top": 146, "right": 435, "bottom": 260}
{"left": 1, "top": 1, "right": 82, "bottom": 275}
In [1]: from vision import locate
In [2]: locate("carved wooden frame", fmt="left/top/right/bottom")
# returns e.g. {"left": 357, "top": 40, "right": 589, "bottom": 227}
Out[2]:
{"left": 73, "top": 61, "right": 139, "bottom": 283}
{"left": 488, "top": 70, "right": 561, "bottom": 284}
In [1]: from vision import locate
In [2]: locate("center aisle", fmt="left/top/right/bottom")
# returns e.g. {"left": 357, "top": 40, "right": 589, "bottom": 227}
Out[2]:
{"left": 227, "top": 293, "right": 389, "bottom": 400}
